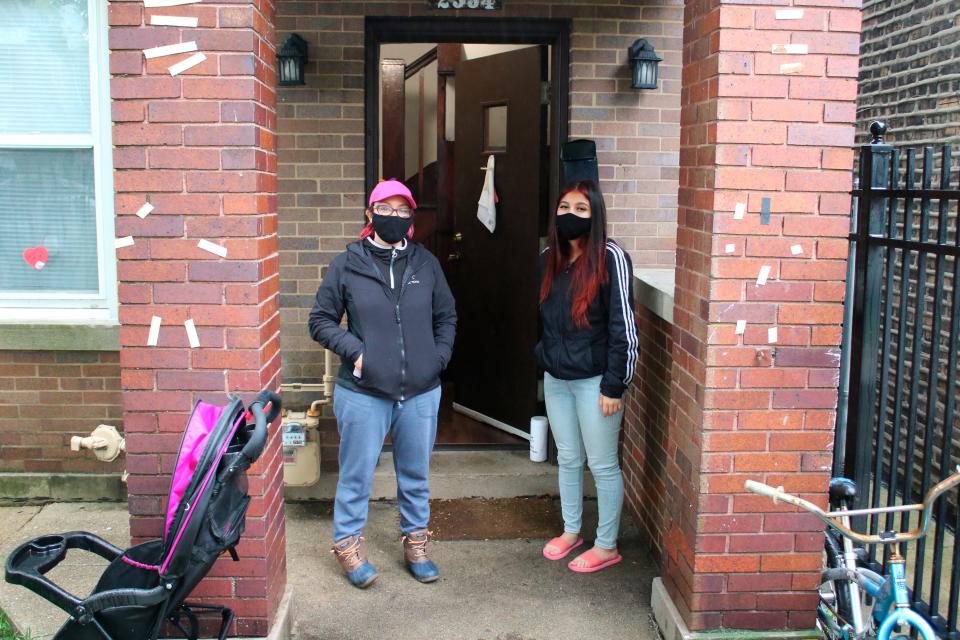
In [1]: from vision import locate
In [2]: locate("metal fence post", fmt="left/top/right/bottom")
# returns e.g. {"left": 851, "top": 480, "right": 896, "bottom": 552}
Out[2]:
{"left": 843, "top": 122, "right": 893, "bottom": 509}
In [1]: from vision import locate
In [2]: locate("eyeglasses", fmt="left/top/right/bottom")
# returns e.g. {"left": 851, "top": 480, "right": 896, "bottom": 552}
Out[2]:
{"left": 371, "top": 203, "right": 414, "bottom": 219}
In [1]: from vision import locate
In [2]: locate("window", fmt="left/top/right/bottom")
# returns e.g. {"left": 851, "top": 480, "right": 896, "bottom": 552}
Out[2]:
{"left": 0, "top": 0, "right": 116, "bottom": 323}
{"left": 483, "top": 103, "right": 508, "bottom": 153}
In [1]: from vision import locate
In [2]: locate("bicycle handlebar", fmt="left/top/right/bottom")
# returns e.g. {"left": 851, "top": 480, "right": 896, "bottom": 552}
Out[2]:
{"left": 744, "top": 467, "right": 960, "bottom": 546}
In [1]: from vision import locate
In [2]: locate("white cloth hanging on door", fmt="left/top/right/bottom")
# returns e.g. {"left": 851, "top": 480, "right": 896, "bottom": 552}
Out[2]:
{"left": 477, "top": 155, "right": 497, "bottom": 233}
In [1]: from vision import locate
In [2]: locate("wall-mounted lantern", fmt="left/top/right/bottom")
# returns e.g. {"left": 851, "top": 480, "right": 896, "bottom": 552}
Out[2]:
{"left": 628, "top": 38, "right": 662, "bottom": 90}
{"left": 278, "top": 33, "right": 308, "bottom": 86}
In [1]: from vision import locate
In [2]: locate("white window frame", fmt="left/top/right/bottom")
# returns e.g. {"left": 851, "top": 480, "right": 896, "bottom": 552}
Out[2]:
{"left": 0, "top": 0, "right": 117, "bottom": 325}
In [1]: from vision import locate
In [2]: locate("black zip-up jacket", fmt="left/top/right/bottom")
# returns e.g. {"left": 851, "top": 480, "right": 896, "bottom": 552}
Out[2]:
{"left": 308, "top": 240, "right": 457, "bottom": 401}
{"left": 535, "top": 240, "right": 638, "bottom": 399}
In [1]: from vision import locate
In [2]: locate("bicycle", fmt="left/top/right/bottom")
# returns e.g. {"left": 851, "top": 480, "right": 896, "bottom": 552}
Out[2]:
{"left": 745, "top": 466, "right": 960, "bottom": 640}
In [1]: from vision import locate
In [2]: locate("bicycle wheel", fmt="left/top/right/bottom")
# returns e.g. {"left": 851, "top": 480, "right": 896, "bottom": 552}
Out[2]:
{"left": 823, "top": 527, "right": 855, "bottom": 625}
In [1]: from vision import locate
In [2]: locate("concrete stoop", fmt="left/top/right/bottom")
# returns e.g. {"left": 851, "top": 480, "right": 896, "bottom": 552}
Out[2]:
{"left": 285, "top": 450, "right": 596, "bottom": 501}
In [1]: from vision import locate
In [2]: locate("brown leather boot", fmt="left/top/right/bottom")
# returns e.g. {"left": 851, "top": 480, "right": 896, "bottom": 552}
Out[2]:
{"left": 400, "top": 530, "right": 439, "bottom": 583}
{"left": 331, "top": 536, "right": 378, "bottom": 588}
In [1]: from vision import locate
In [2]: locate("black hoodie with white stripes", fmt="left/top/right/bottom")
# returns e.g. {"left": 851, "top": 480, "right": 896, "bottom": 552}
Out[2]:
{"left": 535, "top": 240, "right": 638, "bottom": 399}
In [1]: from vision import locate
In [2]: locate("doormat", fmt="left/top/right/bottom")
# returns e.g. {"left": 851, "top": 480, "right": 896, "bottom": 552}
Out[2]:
{"left": 429, "top": 497, "right": 565, "bottom": 541}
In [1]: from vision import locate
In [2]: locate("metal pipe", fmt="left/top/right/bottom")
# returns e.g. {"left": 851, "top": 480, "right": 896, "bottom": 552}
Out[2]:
{"left": 279, "top": 349, "right": 337, "bottom": 416}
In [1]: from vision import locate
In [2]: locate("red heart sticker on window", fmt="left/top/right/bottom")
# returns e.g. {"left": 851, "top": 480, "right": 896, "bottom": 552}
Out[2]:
{"left": 23, "top": 246, "right": 49, "bottom": 270}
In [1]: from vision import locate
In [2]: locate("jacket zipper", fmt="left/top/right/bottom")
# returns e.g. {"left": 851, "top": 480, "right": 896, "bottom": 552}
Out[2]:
{"left": 396, "top": 271, "right": 412, "bottom": 401}
{"left": 389, "top": 249, "right": 397, "bottom": 290}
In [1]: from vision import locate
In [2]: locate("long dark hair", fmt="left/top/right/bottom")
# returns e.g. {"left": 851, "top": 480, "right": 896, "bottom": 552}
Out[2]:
{"left": 539, "top": 180, "right": 609, "bottom": 328}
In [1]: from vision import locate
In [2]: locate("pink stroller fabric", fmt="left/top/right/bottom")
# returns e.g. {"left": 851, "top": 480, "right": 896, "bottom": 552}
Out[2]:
{"left": 164, "top": 402, "right": 226, "bottom": 539}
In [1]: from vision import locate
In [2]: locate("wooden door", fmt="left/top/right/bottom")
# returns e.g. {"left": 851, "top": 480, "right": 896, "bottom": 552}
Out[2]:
{"left": 451, "top": 46, "right": 543, "bottom": 435}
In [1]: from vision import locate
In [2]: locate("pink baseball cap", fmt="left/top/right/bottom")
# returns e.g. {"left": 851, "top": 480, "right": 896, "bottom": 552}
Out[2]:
{"left": 368, "top": 179, "right": 417, "bottom": 209}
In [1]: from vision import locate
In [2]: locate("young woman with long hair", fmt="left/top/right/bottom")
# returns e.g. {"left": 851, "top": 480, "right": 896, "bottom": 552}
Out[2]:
{"left": 309, "top": 179, "right": 457, "bottom": 588}
{"left": 536, "top": 180, "right": 638, "bottom": 573}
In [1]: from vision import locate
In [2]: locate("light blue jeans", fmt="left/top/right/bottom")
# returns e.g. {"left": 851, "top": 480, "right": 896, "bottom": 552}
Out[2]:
{"left": 332, "top": 384, "right": 441, "bottom": 542}
{"left": 543, "top": 372, "right": 624, "bottom": 550}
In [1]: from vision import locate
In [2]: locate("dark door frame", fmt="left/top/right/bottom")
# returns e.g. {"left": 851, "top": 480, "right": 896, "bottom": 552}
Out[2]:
{"left": 363, "top": 16, "right": 571, "bottom": 209}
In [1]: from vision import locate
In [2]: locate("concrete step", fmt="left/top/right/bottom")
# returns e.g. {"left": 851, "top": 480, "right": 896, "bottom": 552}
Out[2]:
{"left": 284, "top": 450, "right": 596, "bottom": 501}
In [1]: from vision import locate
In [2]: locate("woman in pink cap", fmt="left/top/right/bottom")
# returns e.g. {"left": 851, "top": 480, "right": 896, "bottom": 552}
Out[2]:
{"left": 309, "top": 179, "right": 457, "bottom": 588}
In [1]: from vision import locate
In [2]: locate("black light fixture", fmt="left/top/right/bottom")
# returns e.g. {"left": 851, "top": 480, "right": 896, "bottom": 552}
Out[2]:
{"left": 278, "top": 33, "right": 308, "bottom": 86}
{"left": 628, "top": 38, "right": 662, "bottom": 90}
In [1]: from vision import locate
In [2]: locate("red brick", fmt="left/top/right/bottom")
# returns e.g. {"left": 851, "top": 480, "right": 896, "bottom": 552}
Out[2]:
{"left": 727, "top": 572, "right": 793, "bottom": 592}
{"left": 778, "top": 303, "right": 843, "bottom": 324}
{"left": 733, "top": 453, "right": 801, "bottom": 472}
{"left": 149, "top": 102, "right": 221, "bottom": 123}
{"left": 739, "top": 411, "right": 804, "bottom": 430}
{"left": 186, "top": 172, "right": 264, "bottom": 193}
{"left": 183, "top": 28, "right": 257, "bottom": 53}
{"left": 752, "top": 146, "right": 820, "bottom": 168}
{"left": 718, "top": 75, "right": 788, "bottom": 98}
{"left": 184, "top": 125, "right": 259, "bottom": 146}
{"left": 829, "top": 9, "right": 862, "bottom": 32}
{"left": 722, "top": 611, "right": 789, "bottom": 630}
{"left": 751, "top": 99, "right": 821, "bottom": 123}
{"left": 789, "top": 77, "right": 858, "bottom": 101}
{"left": 110, "top": 50, "right": 143, "bottom": 75}
{"left": 108, "top": 3, "right": 142, "bottom": 26}
{"left": 787, "top": 123, "right": 855, "bottom": 147}
{"left": 149, "top": 148, "right": 220, "bottom": 170}
{"left": 781, "top": 260, "right": 847, "bottom": 280}
{"left": 773, "top": 390, "right": 838, "bottom": 409}
{"left": 769, "top": 432, "right": 834, "bottom": 451}
{"left": 695, "top": 554, "right": 760, "bottom": 573}
{"left": 705, "top": 432, "right": 768, "bottom": 451}
{"left": 109, "top": 27, "right": 179, "bottom": 50}
{"left": 755, "top": 8, "right": 827, "bottom": 31}
{"left": 112, "top": 77, "right": 182, "bottom": 100}
{"left": 113, "top": 123, "right": 183, "bottom": 146}
{"left": 112, "top": 101, "right": 146, "bottom": 123}
{"left": 183, "top": 78, "right": 257, "bottom": 100}
{"left": 820, "top": 192, "right": 852, "bottom": 215}
{"left": 740, "top": 369, "right": 807, "bottom": 388}
{"left": 761, "top": 554, "right": 823, "bottom": 572}
{"left": 716, "top": 122, "right": 787, "bottom": 145}
{"left": 822, "top": 147, "right": 854, "bottom": 169}
{"left": 719, "top": 7, "right": 754, "bottom": 29}
{"left": 704, "top": 390, "right": 771, "bottom": 410}
{"left": 814, "top": 282, "right": 846, "bottom": 302}
{"left": 793, "top": 32, "right": 861, "bottom": 55}
{"left": 114, "top": 170, "right": 183, "bottom": 193}
{"left": 754, "top": 53, "right": 826, "bottom": 76}
{"left": 729, "top": 534, "right": 794, "bottom": 553}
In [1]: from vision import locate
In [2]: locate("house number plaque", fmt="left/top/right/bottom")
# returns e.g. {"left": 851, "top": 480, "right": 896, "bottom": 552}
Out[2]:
{"left": 428, "top": 0, "right": 502, "bottom": 9}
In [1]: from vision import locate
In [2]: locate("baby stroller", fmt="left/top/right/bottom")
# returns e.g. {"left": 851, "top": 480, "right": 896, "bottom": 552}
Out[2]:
{"left": 4, "top": 389, "right": 281, "bottom": 640}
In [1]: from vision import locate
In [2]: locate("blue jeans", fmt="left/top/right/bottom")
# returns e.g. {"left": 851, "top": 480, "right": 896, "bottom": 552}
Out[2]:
{"left": 332, "top": 384, "right": 441, "bottom": 542}
{"left": 543, "top": 372, "right": 624, "bottom": 549}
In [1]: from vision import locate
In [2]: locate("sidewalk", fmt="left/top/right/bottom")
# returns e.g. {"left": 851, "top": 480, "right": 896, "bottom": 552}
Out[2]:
{"left": 0, "top": 501, "right": 658, "bottom": 640}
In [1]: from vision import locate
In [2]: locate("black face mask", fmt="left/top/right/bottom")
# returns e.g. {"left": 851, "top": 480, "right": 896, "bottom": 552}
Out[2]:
{"left": 556, "top": 214, "right": 592, "bottom": 241}
{"left": 371, "top": 214, "right": 413, "bottom": 244}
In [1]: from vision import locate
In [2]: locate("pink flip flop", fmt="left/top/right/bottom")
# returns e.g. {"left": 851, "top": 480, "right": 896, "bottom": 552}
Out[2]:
{"left": 568, "top": 549, "right": 623, "bottom": 573}
{"left": 542, "top": 536, "right": 584, "bottom": 561}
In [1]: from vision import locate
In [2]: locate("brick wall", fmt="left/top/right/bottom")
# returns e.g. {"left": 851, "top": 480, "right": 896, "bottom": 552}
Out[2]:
{"left": 0, "top": 351, "right": 122, "bottom": 474}
{"left": 109, "top": 0, "right": 286, "bottom": 635}
{"left": 275, "top": 0, "right": 683, "bottom": 386}
{"left": 857, "top": 0, "right": 960, "bottom": 146}
{"left": 621, "top": 304, "right": 672, "bottom": 560}
{"left": 658, "top": 0, "right": 861, "bottom": 632}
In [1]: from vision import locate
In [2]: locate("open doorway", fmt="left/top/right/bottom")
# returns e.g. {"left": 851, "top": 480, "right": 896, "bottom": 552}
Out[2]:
{"left": 365, "top": 18, "right": 570, "bottom": 448}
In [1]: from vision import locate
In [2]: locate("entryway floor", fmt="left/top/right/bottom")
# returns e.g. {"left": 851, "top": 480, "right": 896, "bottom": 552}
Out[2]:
{"left": 0, "top": 500, "right": 659, "bottom": 640}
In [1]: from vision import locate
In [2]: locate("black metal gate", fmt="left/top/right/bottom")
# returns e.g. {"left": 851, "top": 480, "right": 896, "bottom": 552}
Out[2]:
{"left": 836, "top": 123, "right": 960, "bottom": 637}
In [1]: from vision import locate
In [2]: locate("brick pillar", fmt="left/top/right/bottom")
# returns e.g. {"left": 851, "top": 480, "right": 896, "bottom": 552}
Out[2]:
{"left": 656, "top": 0, "right": 861, "bottom": 634}
{"left": 110, "top": 0, "right": 286, "bottom": 636}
